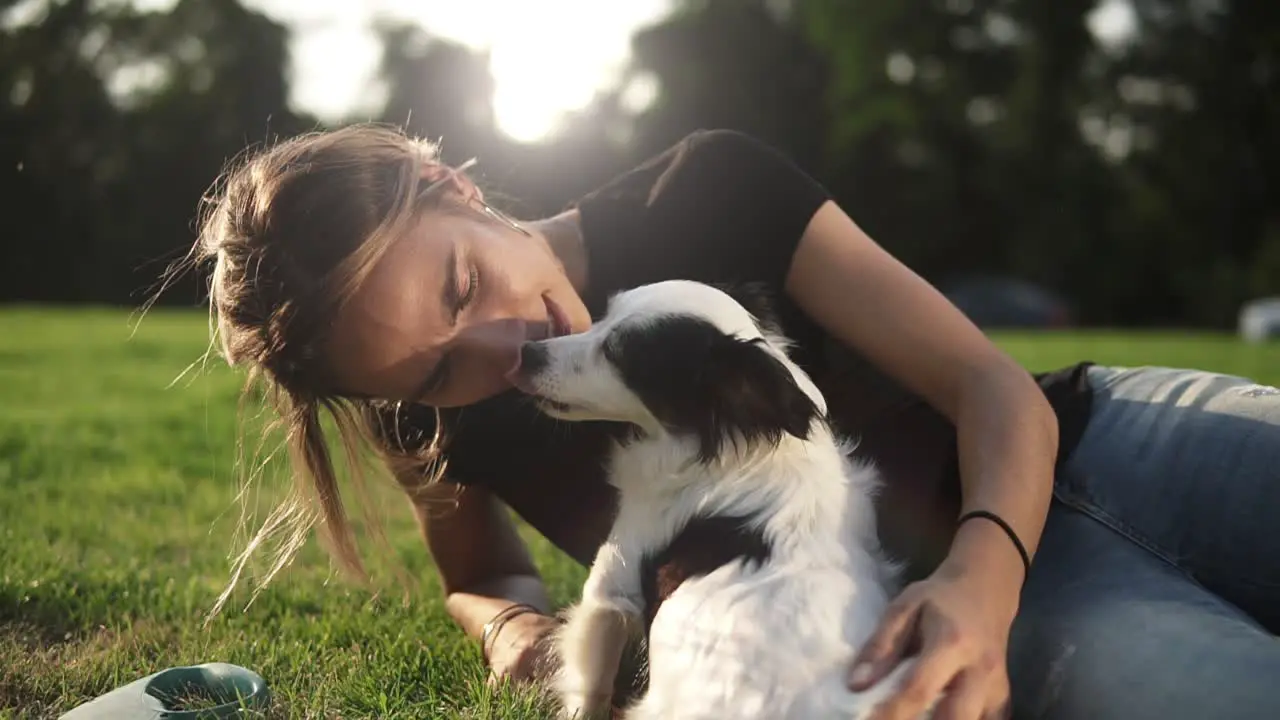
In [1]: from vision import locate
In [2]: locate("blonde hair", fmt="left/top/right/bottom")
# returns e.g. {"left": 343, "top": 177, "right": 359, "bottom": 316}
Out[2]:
{"left": 174, "top": 124, "right": 469, "bottom": 617}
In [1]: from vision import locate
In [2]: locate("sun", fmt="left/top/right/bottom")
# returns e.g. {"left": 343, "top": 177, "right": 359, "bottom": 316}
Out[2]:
{"left": 385, "top": 0, "right": 670, "bottom": 143}
{"left": 488, "top": 32, "right": 606, "bottom": 143}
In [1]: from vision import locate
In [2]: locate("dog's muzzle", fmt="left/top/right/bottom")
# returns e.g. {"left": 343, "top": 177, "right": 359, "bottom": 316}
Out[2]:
{"left": 506, "top": 341, "right": 559, "bottom": 403}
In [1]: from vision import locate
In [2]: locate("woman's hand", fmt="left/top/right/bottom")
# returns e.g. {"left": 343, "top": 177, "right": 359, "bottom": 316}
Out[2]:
{"left": 485, "top": 611, "right": 563, "bottom": 686}
{"left": 849, "top": 558, "right": 1021, "bottom": 720}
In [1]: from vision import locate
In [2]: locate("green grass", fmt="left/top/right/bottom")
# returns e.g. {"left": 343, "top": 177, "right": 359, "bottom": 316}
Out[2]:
{"left": 1, "top": 307, "right": 1277, "bottom": 719}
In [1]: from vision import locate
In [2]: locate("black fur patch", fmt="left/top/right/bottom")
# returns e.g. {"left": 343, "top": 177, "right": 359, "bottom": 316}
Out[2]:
{"left": 605, "top": 314, "right": 823, "bottom": 463}
{"left": 639, "top": 514, "right": 772, "bottom": 631}
{"left": 715, "top": 281, "right": 787, "bottom": 339}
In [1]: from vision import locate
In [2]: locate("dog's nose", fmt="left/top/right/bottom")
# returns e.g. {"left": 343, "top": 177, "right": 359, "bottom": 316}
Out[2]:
{"left": 518, "top": 341, "right": 550, "bottom": 376}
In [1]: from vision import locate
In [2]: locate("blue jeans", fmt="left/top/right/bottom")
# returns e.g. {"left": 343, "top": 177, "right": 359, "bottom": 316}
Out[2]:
{"left": 1009, "top": 365, "right": 1280, "bottom": 719}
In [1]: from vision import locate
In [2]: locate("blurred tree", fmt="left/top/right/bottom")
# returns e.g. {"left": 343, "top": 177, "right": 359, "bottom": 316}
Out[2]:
{"left": 375, "top": 20, "right": 497, "bottom": 165}
{"left": 625, "top": 0, "right": 832, "bottom": 172}
{"left": 799, "top": 0, "right": 1031, "bottom": 281}
{"left": 2, "top": 0, "right": 1276, "bottom": 328}
{"left": 0, "top": 0, "right": 305, "bottom": 305}
{"left": 1095, "top": 0, "right": 1280, "bottom": 324}
{"left": 1, "top": 0, "right": 121, "bottom": 301}
{"left": 999, "top": 0, "right": 1113, "bottom": 303}
{"left": 107, "top": 0, "right": 311, "bottom": 306}
{"left": 800, "top": 0, "right": 1280, "bottom": 326}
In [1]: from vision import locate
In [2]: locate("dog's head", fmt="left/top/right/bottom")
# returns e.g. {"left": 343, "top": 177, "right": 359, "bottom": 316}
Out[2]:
{"left": 507, "top": 281, "right": 826, "bottom": 462}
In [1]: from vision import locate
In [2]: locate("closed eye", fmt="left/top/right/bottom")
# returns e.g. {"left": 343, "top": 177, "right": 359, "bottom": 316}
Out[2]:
{"left": 446, "top": 253, "right": 479, "bottom": 324}
{"left": 456, "top": 264, "right": 479, "bottom": 318}
{"left": 431, "top": 264, "right": 480, "bottom": 393}
{"left": 418, "top": 259, "right": 481, "bottom": 400}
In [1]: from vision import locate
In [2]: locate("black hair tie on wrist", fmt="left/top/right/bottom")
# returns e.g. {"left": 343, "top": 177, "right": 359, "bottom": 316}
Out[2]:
{"left": 957, "top": 510, "right": 1032, "bottom": 581}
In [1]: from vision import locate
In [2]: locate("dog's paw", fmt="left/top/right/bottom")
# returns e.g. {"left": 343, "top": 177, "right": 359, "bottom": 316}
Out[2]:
{"left": 556, "top": 691, "right": 614, "bottom": 720}
{"left": 552, "top": 664, "right": 614, "bottom": 720}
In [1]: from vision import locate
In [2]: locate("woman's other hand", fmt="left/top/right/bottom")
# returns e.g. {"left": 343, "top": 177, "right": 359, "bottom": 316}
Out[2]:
{"left": 849, "top": 559, "right": 1019, "bottom": 720}
{"left": 485, "top": 610, "right": 563, "bottom": 685}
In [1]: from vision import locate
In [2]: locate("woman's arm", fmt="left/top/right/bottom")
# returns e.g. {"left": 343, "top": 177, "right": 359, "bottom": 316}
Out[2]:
{"left": 787, "top": 200, "right": 1057, "bottom": 590}
{"left": 413, "top": 482, "right": 547, "bottom": 617}
{"left": 404, "top": 479, "right": 561, "bottom": 680}
{"left": 785, "top": 201, "right": 1058, "bottom": 719}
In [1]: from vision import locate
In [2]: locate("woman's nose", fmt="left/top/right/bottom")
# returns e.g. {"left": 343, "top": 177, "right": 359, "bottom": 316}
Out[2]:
{"left": 454, "top": 317, "right": 530, "bottom": 376}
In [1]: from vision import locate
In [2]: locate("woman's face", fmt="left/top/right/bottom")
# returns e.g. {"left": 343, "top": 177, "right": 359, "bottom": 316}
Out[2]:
{"left": 327, "top": 200, "right": 592, "bottom": 408}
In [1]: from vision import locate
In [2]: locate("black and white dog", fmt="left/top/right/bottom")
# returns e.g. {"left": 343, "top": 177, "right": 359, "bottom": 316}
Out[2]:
{"left": 509, "top": 280, "right": 921, "bottom": 720}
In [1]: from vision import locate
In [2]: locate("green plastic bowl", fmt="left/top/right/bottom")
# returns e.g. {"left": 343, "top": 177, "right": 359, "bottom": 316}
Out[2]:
{"left": 59, "top": 663, "right": 270, "bottom": 719}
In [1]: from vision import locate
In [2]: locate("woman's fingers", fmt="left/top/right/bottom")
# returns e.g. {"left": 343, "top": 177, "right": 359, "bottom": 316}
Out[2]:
{"left": 849, "top": 594, "right": 922, "bottom": 690}
{"left": 929, "top": 668, "right": 985, "bottom": 720}
{"left": 869, "top": 608, "right": 968, "bottom": 720}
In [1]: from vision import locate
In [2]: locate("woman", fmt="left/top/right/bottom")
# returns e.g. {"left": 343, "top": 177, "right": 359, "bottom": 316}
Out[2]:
{"left": 193, "top": 124, "right": 1280, "bottom": 719}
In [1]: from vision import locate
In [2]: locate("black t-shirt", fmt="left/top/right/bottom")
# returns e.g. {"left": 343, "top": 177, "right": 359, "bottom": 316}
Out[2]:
{"left": 383, "top": 129, "right": 1094, "bottom": 575}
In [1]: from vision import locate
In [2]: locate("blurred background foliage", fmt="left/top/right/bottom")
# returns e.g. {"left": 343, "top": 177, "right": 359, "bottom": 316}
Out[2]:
{"left": 2, "top": 0, "right": 1276, "bottom": 328}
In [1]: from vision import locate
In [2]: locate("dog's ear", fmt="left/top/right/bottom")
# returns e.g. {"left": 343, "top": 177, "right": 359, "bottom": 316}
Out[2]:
{"left": 690, "top": 335, "right": 822, "bottom": 462}
{"left": 715, "top": 282, "right": 786, "bottom": 338}
{"left": 610, "top": 316, "right": 822, "bottom": 461}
